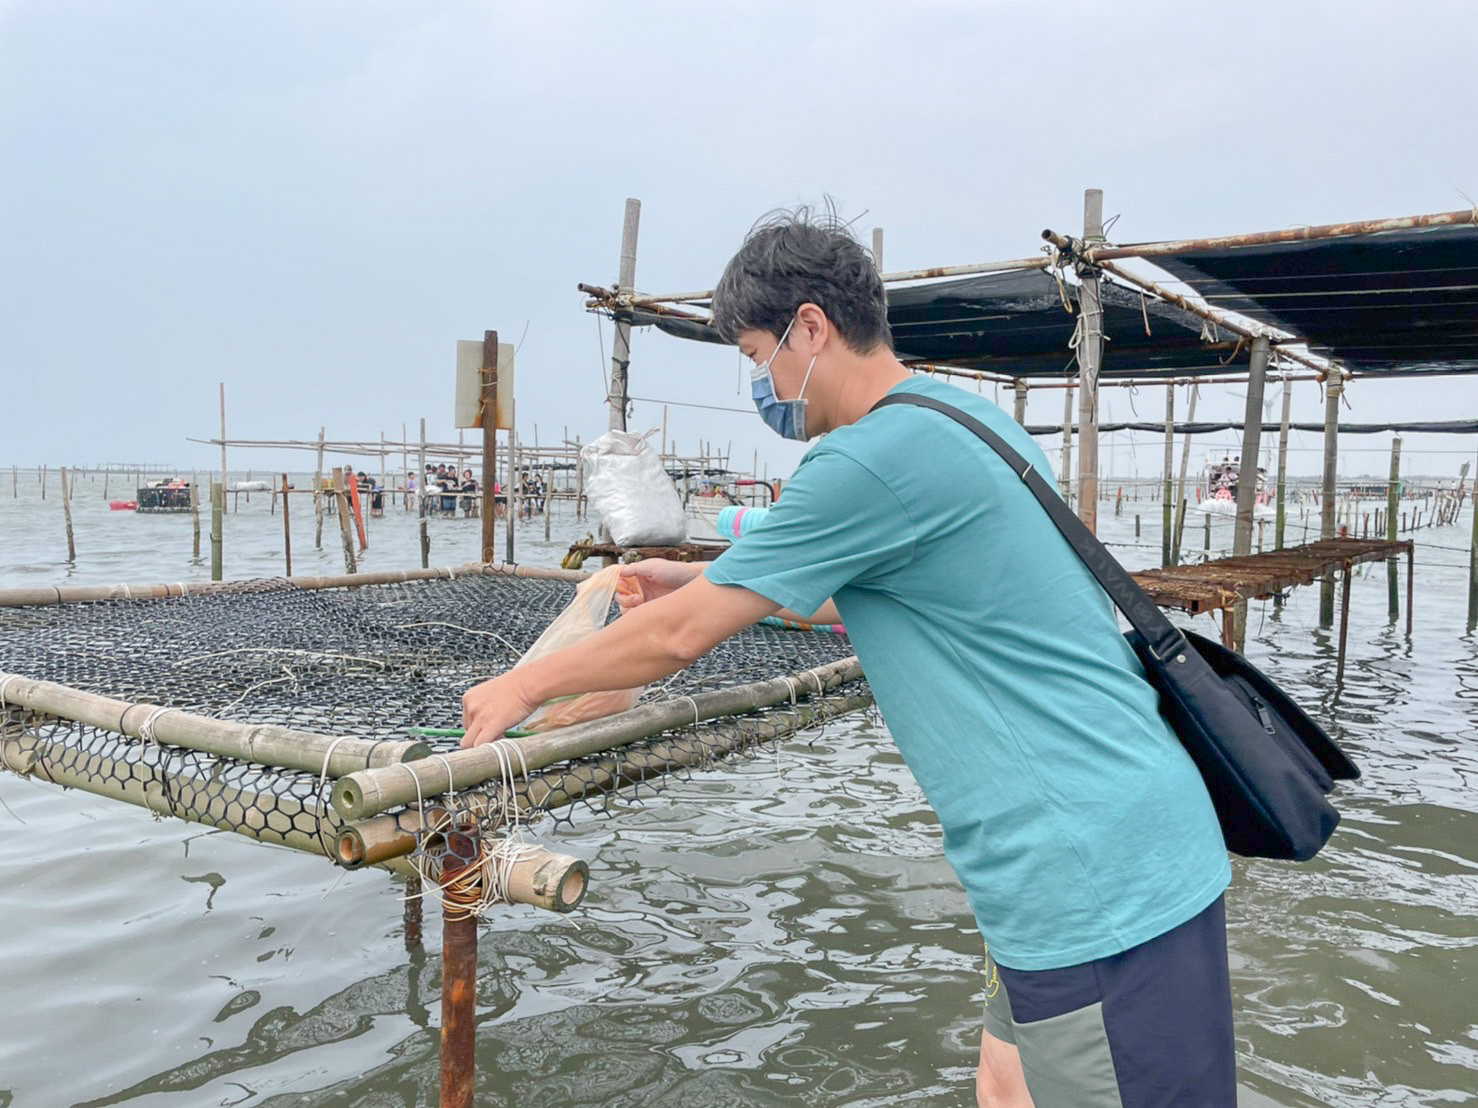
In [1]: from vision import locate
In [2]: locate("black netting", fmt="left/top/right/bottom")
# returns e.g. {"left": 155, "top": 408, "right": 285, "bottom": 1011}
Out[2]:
{"left": 0, "top": 573, "right": 871, "bottom": 857}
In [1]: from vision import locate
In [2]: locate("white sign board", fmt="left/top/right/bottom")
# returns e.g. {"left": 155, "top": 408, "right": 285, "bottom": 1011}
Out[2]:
{"left": 454, "top": 340, "right": 514, "bottom": 430}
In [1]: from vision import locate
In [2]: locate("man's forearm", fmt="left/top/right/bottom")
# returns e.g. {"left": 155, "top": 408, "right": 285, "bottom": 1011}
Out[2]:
{"left": 512, "top": 598, "right": 695, "bottom": 704}
{"left": 511, "top": 575, "right": 780, "bottom": 706}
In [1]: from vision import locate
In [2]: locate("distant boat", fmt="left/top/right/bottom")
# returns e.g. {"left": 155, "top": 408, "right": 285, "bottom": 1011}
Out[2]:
{"left": 684, "top": 479, "right": 775, "bottom": 544}
{"left": 1195, "top": 458, "right": 1275, "bottom": 519}
{"left": 136, "top": 479, "right": 194, "bottom": 514}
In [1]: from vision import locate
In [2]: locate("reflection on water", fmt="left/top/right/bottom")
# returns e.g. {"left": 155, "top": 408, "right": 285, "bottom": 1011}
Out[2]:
{"left": 0, "top": 482, "right": 1475, "bottom": 1105}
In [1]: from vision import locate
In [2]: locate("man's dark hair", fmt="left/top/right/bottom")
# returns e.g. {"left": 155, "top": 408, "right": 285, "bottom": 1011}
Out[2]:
{"left": 712, "top": 204, "right": 890, "bottom": 354}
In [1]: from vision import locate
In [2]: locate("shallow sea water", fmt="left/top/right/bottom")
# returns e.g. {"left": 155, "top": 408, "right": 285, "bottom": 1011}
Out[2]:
{"left": 1, "top": 470, "right": 1475, "bottom": 1106}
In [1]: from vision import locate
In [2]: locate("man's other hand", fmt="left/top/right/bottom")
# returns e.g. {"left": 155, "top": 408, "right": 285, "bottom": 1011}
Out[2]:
{"left": 461, "top": 673, "right": 538, "bottom": 748}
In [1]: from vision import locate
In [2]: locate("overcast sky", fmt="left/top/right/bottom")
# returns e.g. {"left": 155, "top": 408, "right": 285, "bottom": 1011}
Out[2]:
{"left": 2, "top": 0, "right": 1475, "bottom": 482}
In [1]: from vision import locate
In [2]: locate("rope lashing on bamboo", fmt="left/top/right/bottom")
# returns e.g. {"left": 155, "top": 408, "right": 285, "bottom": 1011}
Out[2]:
{"left": 407, "top": 739, "right": 541, "bottom": 921}
{"left": 137, "top": 705, "right": 183, "bottom": 819}
{"left": 314, "top": 734, "right": 356, "bottom": 858}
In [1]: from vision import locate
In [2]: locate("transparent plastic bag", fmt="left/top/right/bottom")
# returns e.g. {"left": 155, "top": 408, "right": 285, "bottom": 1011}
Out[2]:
{"left": 509, "top": 564, "right": 646, "bottom": 734}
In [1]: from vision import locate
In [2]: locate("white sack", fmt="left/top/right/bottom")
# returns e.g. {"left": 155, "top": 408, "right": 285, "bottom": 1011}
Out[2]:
{"left": 580, "top": 431, "right": 687, "bottom": 546}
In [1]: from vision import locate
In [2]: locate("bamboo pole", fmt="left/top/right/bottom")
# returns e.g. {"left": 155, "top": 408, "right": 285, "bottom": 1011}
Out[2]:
{"left": 281, "top": 473, "right": 293, "bottom": 577}
{"left": 1319, "top": 371, "right": 1344, "bottom": 627}
{"left": 7, "top": 721, "right": 335, "bottom": 853}
{"left": 1171, "top": 383, "right": 1199, "bottom": 564}
{"left": 333, "top": 468, "right": 357, "bottom": 574}
{"left": 339, "top": 691, "right": 874, "bottom": 868}
{"left": 219, "top": 383, "right": 228, "bottom": 512}
{"left": 0, "top": 671, "right": 427, "bottom": 774}
{"left": 481, "top": 329, "right": 499, "bottom": 563}
{"left": 1469, "top": 443, "right": 1478, "bottom": 630}
{"left": 1387, "top": 439, "right": 1402, "bottom": 621}
{"left": 1076, "top": 188, "right": 1105, "bottom": 534}
{"left": 332, "top": 656, "right": 866, "bottom": 821}
{"left": 210, "top": 480, "right": 224, "bottom": 581}
{"left": 6, "top": 711, "right": 589, "bottom": 914}
{"left": 189, "top": 481, "right": 201, "bottom": 558}
{"left": 60, "top": 466, "right": 76, "bottom": 562}
{"left": 1162, "top": 386, "right": 1174, "bottom": 566}
{"left": 1060, "top": 384, "right": 1074, "bottom": 505}
{"left": 1275, "top": 378, "right": 1293, "bottom": 550}
{"left": 1232, "top": 336, "right": 1270, "bottom": 649}
{"left": 102, "top": 469, "right": 108, "bottom": 499}
{"left": 506, "top": 406, "right": 516, "bottom": 564}
{"left": 608, "top": 198, "right": 640, "bottom": 433}
{"left": 314, "top": 427, "right": 326, "bottom": 550}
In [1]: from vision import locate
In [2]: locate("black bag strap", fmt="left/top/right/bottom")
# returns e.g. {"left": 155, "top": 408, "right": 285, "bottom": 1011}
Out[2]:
{"left": 871, "top": 392, "right": 1189, "bottom": 664}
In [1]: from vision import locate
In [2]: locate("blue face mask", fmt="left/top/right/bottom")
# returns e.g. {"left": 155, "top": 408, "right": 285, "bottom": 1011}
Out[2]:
{"left": 750, "top": 317, "right": 818, "bottom": 441}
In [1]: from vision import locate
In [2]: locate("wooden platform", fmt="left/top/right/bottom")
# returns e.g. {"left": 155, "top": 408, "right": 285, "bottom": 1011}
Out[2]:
{"left": 1130, "top": 539, "right": 1414, "bottom": 616}
{"left": 562, "top": 542, "right": 726, "bottom": 570}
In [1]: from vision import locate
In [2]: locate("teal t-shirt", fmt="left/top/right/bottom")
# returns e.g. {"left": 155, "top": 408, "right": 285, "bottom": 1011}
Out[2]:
{"left": 707, "top": 376, "right": 1230, "bottom": 971}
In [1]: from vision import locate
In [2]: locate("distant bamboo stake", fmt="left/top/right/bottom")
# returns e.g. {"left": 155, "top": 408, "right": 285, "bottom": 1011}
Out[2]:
{"left": 281, "top": 473, "right": 293, "bottom": 577}
{"left": 314, "top": 426, "right": 326, "bottom": 550}
{"left": 102, "top": 470, "right": 109, "bottom": 499}
{"left": 210, "top": 479, "right": 224, "bottom": 582}
{"left": 190, "top": 481, "right": 201, "bottom": 560}
{"left": 60, "top": 466, "right": 76, "bottom": 561}
{"left": 333, "top": 467, "right": 357, "bottom": 574}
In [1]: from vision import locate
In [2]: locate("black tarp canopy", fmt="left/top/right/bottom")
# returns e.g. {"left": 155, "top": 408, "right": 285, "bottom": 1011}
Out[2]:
{"left": 628, "top": 268, "right": 1246, "bottom": 380}
{"left": 620, "top": 218, "right": 1478, "bottom": 379}
{"left": 1153, "top": 224, "right": 1478, "bottom": 376}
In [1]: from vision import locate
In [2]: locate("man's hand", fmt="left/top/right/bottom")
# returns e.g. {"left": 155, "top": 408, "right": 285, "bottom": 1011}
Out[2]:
{"left": 616, "top": 559, "right": 704, "bottom": 612}
{"left": 460, "top": 672, "right": 539, "bottom": 748}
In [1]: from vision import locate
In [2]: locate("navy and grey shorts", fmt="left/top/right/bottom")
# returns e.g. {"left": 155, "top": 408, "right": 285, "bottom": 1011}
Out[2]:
{"left": 982, "top": 895, "right": 1236, "bottom": 1107}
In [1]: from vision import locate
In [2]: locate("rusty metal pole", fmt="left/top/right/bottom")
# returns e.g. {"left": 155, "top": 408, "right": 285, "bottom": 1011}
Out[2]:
{"left": 1319, "top": 370, "right": 1344, "bottom": 627}
{"left": 480, "top": 330, "right": 499, "bottom": 564}
{"left": 440, "top": 902, "right": 478, "bottom": 1108}
{"left": 404, "top": 876, "right": 423, "bottom": 948}
{"left": 1232, "top": 335, "right": 1271, "bottom": 650}
{"left": 1076, "top": 189, "right": 1105, "bottom": 534}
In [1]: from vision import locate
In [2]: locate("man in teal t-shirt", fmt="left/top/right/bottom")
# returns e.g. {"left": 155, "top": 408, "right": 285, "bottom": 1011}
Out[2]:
{"left": 461, "top": 210, "right": 1236, "bottom": 1107}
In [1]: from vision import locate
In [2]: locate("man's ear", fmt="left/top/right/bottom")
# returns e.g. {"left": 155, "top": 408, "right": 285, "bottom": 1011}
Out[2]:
{"left": 795, "top": 302, "right": 830, "bottom": 354}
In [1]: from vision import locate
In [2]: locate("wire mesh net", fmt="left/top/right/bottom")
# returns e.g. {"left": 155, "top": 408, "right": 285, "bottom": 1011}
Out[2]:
{"left": 0, "top": 573, "right": 871, "bottom": 859}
